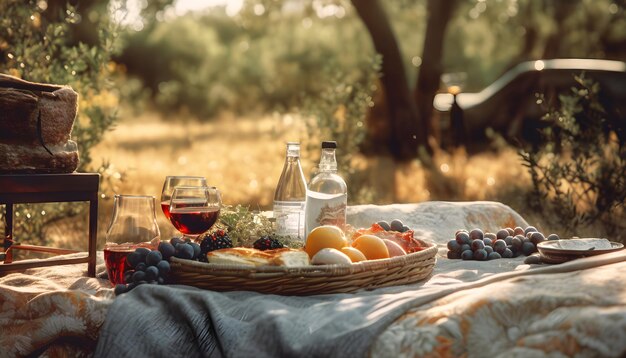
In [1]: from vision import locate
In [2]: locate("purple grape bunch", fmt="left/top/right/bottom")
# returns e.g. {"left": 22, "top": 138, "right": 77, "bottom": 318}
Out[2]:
{"left": 114, "top": 247, "right": 169, "bottom": 296}
{"left": 114, "top": 237, "right": 205, "bottom": 296}
{"left": 446, "top": 226, "right": 559, "bottom": 261}
{"left": 377, "top": 219, "right": 411, "bottom": 233}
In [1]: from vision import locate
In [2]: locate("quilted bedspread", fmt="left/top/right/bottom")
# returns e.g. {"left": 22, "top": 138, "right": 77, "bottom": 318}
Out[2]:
{"left": 1, "top": 201, "right": 625, "bottom": 357}
{"left": 0, "top": 256, "right": 113, "bottom": 357}
{"left": 371, "top": 253, "right": 626, "bottom": 357}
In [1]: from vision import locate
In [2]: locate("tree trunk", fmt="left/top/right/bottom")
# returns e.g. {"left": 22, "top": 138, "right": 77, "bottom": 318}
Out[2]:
{"left": 415, "top": 0, "right": 456, "bottom": 146}
{"left": 352, "top": 0, "right": 428, "bottom": 160}
{"left": 508, "top": 1, "right": 540, "bottom": 67}
{"left": 542, "top": 0, "right": 578, "bottom": 59}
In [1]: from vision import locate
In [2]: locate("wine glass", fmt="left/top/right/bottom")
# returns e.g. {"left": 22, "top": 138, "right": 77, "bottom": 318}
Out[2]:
{"left": 160, "top": 176, "right": 207, "bottom": 219}
{"left": 168, "top": 186, "right": 221, "bottom": 241}
{"left": 104, "top": 195, "right": 160, "bottom": 286}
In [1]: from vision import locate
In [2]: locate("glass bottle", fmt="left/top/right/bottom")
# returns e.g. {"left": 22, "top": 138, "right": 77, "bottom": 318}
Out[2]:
{"left": 273, "top": 142, "right": 307, "bottom": 240}
{"left": 305, "top": 141, "right": 347, "bottom": 238}
{"left": 104, "top": 195, "right": 161, "bottom": 286}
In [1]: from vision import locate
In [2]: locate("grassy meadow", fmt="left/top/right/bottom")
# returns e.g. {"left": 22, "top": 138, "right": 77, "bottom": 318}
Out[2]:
{"left": 86, "top": 111, "right": 298, "bottom": 242}
{"left": 74, "top": 110, "right": 544, "bottom": 247}
{"left": 18, "top": 110, "right": 617, "bottom": 256}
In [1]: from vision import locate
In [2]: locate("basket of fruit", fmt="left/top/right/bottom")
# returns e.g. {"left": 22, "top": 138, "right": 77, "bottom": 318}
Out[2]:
{"left": 168, "top": 220, "right": 437, "bottom": 296}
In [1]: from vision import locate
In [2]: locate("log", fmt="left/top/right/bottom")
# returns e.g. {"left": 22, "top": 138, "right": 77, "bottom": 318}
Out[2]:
{"left": 0, "top": 74, "right": 79, "bottom": 173}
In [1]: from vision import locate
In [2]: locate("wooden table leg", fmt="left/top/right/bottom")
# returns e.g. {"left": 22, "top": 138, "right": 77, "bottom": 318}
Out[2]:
{"left": 3, "top": 202, "right": 13, "bottom": 264}
{"left": 87, "top": 194, "right": 98, "bottom": 277}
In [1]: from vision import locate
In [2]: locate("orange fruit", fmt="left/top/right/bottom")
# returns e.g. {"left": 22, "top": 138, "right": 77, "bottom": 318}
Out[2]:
{"left": 340, "top": 247, "right": 367, "bottom": 263}
{"left": 351, "top": 234, "right": 390, "bottom": 260}
{"left": 304, "top": 225, "right": 347, "bottom": 258}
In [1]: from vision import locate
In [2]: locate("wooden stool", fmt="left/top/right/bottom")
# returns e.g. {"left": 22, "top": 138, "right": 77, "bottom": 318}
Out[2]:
{"left": 0, "top": 173, "right": 99, "bottom": 277}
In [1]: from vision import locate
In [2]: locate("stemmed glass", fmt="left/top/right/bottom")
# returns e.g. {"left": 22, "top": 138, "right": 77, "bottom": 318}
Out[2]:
{"left": 168, "top": 186, "right": 221, "bottom": 241}
{"left": 160, "top": 176, "right": 207, "bottom": 219}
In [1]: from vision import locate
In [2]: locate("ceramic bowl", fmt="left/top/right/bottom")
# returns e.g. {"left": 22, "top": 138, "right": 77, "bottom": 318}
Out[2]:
{"left": 537, "top": 238, "right": 624, "bottom": 264}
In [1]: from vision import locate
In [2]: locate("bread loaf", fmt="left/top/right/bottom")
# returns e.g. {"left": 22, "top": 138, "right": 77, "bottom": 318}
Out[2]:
{"left": 206, "top": 248, "right": 270, "bottom": 266}
{"left": 206, "top": 247, "right": 310, "bottom": 267}
{"left": 271, "top": 249, "right": 310, "bottom": 267}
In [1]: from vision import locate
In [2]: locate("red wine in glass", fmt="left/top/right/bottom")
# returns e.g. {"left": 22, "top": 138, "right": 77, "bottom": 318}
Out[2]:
{"left": 104, "top": 241, "right": 157, "bottom": 286}
{"left": 169, "top": 208, "right": 219, "bottom": 236}
{"left": 161, "top": 201, "right": 171, "bottom": 219}
{"left": 161, "top": 176, "right": 207, "bottom": 219}
{"left": 169, "top": 186, "right": 221, "bottom": 238}
{"left": 104, "top": 246, "right": 133, "bottom": 286}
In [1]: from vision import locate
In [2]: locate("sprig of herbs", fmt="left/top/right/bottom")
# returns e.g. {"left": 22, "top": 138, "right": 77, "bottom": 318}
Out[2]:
{"left": 214, "top": 205, "right": 306, "bottom": 248}
{"left": 214, "top": 205, "right": 273, "bottom": 247}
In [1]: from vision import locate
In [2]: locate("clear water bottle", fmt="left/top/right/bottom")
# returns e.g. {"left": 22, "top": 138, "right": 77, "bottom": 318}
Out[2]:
{"left": 305, "top": 141, "right": 347, "bottom": 237}
{"left": 273, "top": 142, "right": 307, "bottom": 240}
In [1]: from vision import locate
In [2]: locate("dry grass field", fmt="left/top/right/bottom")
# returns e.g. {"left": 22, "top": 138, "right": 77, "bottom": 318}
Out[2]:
{"left": 26, "top": 109, "right": 615, "bottom": 257}
{"left": 29, "top": 110, "right": 586, "bottom": 255}
{"left": 19, "top": 108, "right": 619, "bottom": 260}
{"left": 92, "top": 112, "right": 299, "bottom": 206}
{"left": 87, "top": 112, "right": 304, "bottom": 240}
{"left": 80, "top": 111, "right": 539, "bottom": 244}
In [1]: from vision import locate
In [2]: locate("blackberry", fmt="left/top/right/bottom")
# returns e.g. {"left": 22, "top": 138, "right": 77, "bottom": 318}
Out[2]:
{"left": 253, "top": 236, "right": 284, "bottom": 250}
{"left": 200, "top": 230, "right": 233, "bottom": 255}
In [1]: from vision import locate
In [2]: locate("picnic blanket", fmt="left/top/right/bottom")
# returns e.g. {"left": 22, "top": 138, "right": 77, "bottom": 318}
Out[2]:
{"left": 0, "top": 256, "right": 113, "bottom": 357}
{"left": 372, "top": 252, "right": 626, "bottom": 357}
{"left": 1, "top": 201, "right": 626, "bottom": 357}
{"left": 94, "top": 251, "right": 626, "bottom": 358}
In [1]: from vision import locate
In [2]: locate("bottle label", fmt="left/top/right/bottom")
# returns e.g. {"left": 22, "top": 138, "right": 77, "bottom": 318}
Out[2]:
{"left": 273, "top": 201, "right": 306, "bottom": 240}
{"left": 305, "top": 191, "right": 347, "bottom": 237}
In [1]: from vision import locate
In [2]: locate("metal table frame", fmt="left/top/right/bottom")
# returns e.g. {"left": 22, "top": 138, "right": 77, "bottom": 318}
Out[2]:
{"left": 0, "top": 173, "right": 99, "bottom": 276}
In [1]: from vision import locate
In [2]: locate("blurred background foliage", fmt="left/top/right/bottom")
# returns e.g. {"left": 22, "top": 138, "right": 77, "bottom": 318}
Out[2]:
{"left": 1, "top": 0, "right": 626, "bottom": 247}
{"left": 110, "top": 0, "right": 626, "bottom": 117}
{"left": 3, "top": 0, "right": 625, "bottom": 159}
{"left": 116, "top": 0, "right": 374, "bottom": 118}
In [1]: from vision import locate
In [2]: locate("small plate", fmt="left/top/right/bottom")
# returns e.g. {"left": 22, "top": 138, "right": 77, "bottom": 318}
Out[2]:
{"left": 537, "top": 239, "right": 624, "bottom": 264}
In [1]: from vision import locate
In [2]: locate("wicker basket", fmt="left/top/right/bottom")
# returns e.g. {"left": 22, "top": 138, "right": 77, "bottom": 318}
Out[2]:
{"left": 170, "top": 243, "right": 438, "bottom": 295}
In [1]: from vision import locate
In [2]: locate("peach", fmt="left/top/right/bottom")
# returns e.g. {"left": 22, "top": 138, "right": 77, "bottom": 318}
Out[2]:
{"left": 351, "top": 234, "right": 390, "bottom": 260}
